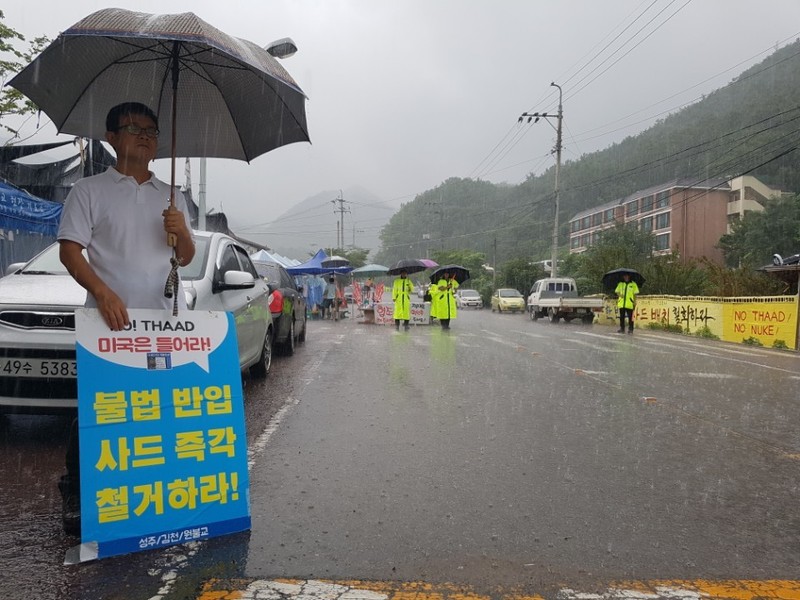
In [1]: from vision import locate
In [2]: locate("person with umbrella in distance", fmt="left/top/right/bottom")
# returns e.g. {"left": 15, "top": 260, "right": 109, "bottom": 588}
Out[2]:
{"left": 56, "top": 101, "right": 195, "bottom": 536}
{"left": 615, "top": 272, "right": 640, "bottom": 334}
{"left": 430, "top": 270, "right": 459, "bottom": 329}
{"left": 392, "top": 269, "right": 415, "bottom": 330}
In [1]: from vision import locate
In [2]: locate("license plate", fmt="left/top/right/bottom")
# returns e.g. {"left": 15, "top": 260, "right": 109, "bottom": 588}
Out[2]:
{"left": 0, "top": 358, "right": 77, "bottom": 379}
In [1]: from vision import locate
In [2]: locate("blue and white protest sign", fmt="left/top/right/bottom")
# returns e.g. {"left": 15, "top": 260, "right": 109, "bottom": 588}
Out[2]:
{"left": 68, "top": 309, "right": 250, "bottom": 562}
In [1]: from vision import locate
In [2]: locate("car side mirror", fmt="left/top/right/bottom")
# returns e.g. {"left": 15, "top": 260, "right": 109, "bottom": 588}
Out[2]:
{"left": 4, "top": 262, "right": 26, "bottom": 276}
{"left": 213, "top": 270, "right": 256, "bottom": 293}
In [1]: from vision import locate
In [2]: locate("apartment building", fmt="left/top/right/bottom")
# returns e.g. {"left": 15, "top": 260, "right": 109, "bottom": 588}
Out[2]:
{"left": 567, "top": 176, "right": 784, "bottom": 265}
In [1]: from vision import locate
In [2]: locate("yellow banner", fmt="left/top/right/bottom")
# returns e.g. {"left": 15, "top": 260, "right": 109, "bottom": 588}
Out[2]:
{"left": 721, "top": 301, "right": 797, "bottom": 347}
{"left": 599, "top": 296, "right": 798, "bottom": 349}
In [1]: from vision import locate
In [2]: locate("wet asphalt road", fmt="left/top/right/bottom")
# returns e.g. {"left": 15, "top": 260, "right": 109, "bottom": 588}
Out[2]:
{"left": 1, "top": 308, "right": 799, "bottom": 599}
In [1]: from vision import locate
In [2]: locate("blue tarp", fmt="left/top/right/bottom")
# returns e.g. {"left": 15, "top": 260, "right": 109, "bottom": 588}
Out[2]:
{"left": 286, "top": 249, "right": 353, "bottom": 275}
{"left": 0, "top": 181, "right": 62, "bottom": 236}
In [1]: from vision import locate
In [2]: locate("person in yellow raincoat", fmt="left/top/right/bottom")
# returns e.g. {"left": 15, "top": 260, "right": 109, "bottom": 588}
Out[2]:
{"left": 430, "top": 270, "right": 458, "bottom": 329}
{"left": 392, "top": 269, "right": 415, "bottom": 330}
{"left": 614, "top": 272, "right": 639, "bottom": 334}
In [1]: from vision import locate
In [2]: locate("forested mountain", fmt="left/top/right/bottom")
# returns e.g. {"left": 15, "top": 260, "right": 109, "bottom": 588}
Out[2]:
{"left": 376, "top": 39, "right": 800, "bottom": 266}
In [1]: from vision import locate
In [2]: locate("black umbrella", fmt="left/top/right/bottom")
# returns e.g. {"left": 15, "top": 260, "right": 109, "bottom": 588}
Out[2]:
{"left": 387, "top": 258, "right": 428, "bottom": 275}
{"left": 430, "top": 264, "right": 470, "bottom": 284}
{"left": 321, "top": 255, "right": 350, "bottom": 269}
{"left": 9, "top": 8, "right": 310, "bottom": 207}
{"left": 10, "top": 9, "right": 310, "bottom": 316}
{"left": 602, "top": 268, "right": 645, "bottom": 291}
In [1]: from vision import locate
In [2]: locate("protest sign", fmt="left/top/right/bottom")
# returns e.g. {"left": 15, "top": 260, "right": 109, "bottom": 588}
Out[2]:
{"left": 68, "top": 309, "right": 249, "bottom": 563}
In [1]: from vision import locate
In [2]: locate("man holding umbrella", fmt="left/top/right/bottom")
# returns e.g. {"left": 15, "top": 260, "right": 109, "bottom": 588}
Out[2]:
{"left": 56, "top": 102, "right": 195, "bottom": 535}
{"left": 391, "top": 269, "right": 415, "bottom": 330}
{"left": 615, "top": 272, "right": 640, "bottom": 334}
{"left": 59, "top": 102, "right": 195, "bottom": 330}
{"left": 430, "top": 270, "right": 459, "bottom": 329}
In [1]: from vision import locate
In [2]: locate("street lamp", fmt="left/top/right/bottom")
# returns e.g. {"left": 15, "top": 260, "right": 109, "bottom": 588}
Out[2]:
{"left": 196, "top": 37, "right": 298, "bottom": 232}
{"left": 266, "top": 37, "right": 298, "bottom": 58}
{"left": 520, "top": 81, "right": 563, "bottom": 279}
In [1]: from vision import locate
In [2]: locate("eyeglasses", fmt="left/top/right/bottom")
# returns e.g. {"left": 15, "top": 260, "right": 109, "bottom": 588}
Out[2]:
{"left": 114, "top": 124, "right": 160, "bottom": 138}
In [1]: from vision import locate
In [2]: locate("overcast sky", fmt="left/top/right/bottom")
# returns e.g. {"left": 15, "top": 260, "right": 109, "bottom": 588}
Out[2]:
{"left": 4, "top": 0, "right": 800, "bottom": 248}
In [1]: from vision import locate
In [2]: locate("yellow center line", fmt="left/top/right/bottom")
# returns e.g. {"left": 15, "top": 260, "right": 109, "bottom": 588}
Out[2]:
{"left": 197, "top": 578, "right": 800, "bottom": 600}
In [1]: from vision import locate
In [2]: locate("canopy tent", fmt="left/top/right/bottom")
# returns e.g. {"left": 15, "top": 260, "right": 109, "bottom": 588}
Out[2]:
{"left": 0, "top": 140, "right": 116, "bottom": 203}
{"left": 286, "top": 249, "right": 353, "bottom": 275}
{"left": 0, "top": 181, "right": 64, "bottom": 273}
{"left": 0, "top": 182, "right": 63, "bottom": 236}
{"left": 251, "top": 248, "right": 300, "bottom": 268}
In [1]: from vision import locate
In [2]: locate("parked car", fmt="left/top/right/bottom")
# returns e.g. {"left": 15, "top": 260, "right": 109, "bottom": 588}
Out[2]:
{"left": 490, "top": 288, "right": 526, "bottom": 313}
{"left": 253, "top": 259, "right": 307, "bottom": 355}
{"left": 456, "top": 289, "right": 483, "bottom": 309}
{"left": 0, "top": 231, "right": 274, "bottom": 414}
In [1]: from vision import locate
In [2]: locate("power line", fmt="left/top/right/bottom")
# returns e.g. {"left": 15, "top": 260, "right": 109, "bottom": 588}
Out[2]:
{"left": 570, "top": 34, "right": 800, "bottom": 145}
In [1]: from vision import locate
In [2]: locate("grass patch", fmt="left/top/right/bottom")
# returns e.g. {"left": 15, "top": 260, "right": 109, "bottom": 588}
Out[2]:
{"left": 646, "top": 321, "right": 684, "bottom": 334}
{"left": 693, "top": 325, "right": 719, "bottom": 340}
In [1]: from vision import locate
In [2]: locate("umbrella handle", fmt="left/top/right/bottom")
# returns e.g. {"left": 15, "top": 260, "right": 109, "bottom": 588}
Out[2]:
{"left": 167, "top": 189, "right": 177, "bottom": 247}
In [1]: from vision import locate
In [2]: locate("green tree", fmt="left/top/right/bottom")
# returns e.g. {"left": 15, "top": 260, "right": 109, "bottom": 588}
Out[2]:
{"left": 718, "top": 194, "right": 800, "bottom": 267}
{"left": 701, "top": 260, "right": 788, "bottom": 296}
{"left": 643, "top": 254, "right": 709, "bottom": 296}
{"left": 572, "top": 224, "right": 654, "bottom": 294}
{"left": 497, "top": 257, "right": 545, "bottom": 293}
{"left": 0, "top": 11, "right": 49, "bottom": 139}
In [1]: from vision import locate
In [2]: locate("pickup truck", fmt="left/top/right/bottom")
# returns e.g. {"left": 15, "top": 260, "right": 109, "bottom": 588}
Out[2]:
{"left": 527, "top": 277, "right": 604, "bottom": 324}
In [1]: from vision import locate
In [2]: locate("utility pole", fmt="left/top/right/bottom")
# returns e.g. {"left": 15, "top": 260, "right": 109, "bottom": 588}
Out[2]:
{"left": 520, "top": 81, "right": 563, "bottom": 279}
{"left": 351, "top": 222, "right": 365, "bottom": 248}
{"left": 493, "top": 236, "right": 497, "bottom": 291}
{"left": 331, "top": 190, "right": 350, "bottom": 250}
{"left": 424, "top": 196, "right": 444, "bottom": 251}
{"left": 199, "top": 157, "right": 207, "bottom": 231}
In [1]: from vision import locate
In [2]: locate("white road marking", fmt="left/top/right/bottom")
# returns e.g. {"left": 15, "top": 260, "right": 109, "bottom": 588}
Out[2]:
{"left": 685, "top": 372, "right": 738, "bottom": 379}
{"left": 148, "top": 342, "right": 333, "bottom": 600}
{"left": 576, "top": 331, "right": 800, "bottom": 375}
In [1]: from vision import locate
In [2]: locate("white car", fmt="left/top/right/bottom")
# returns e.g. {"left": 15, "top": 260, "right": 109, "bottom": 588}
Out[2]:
{"left": 456, "top": 289, "right": 483, "bottom": 309}
{"left": 0, "top": 231, "right": 274, "bottom": 414}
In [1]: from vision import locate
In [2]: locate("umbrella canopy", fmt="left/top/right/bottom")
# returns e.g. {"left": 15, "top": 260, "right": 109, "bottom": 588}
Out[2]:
{"left": 602, "top": 268, "right": 645, "bottom": 291}
{"left": 387, "top": 258, "right": 428, "bottom": 276}
{"left": 351, "top": 263, "right": 389, "bottom": 277}
{"left": 430, "top": 264, "right": 471, "bottom": 284}
{"left": 321, "top": 255, "right": 350, "bottom": 269}
{"left": 9, "top": 8, "right": 309, "bottom": 167}
{"left": 286, "top": 250, "right": 352, "bottom": 275}
{"left": 418, "top": 258, "right": 439, "bottom": 268}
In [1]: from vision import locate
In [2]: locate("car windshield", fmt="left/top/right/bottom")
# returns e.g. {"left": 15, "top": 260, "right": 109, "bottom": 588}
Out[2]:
{"left": 461, "top": 290, "right": 480, "bottom": 297}
{"left": 499, "top": 289, "right": 522, "bottom": 297}
{"left": 178, "top": 235, "right": 210, "bottom": 281}
{"left": 18, "top": 243, "right": 70, "bottom": 274}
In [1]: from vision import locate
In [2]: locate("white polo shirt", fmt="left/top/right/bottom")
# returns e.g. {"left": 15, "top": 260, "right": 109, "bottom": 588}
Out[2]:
{"left": 58, "top": 167, "right": 193, "bottom": 311}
